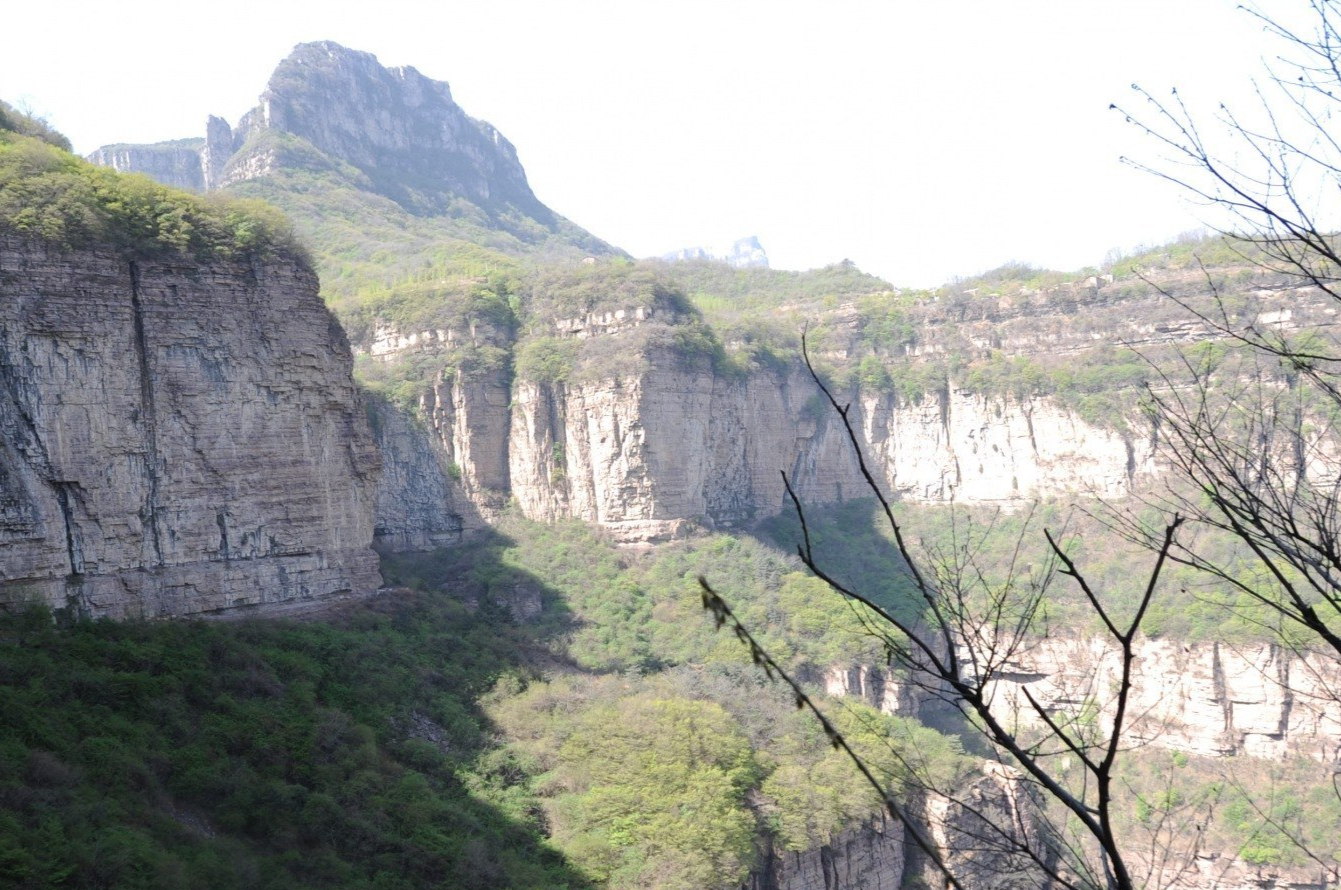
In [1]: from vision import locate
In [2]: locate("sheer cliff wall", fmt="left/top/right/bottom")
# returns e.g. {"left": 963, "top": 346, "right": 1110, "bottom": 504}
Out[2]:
{"left": 827, "top": 636, "right": 1341, "bottom": 763}
{"left": 0, "top": 236, "right": 381, "bottom": 618}
{"left": 367, "top": 319, "right": 1157, "bottom": 544}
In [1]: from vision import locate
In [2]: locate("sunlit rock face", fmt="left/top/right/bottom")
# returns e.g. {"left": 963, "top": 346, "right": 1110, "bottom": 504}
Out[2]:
{"left": 828, "top": 636, "right": 1341, "bottom": 763}
{"left": 982, "top": 637, "right": 1341, "bottom": 762}
{"left": 362, "top": 308, "right": 1156, "bottom": 545}
{"left": 506, "top": 359, "right": 1154, "bottom": 543}
{"left": 0, "top": 236, "right": 381, "bottom": 618}
{"left": 85, "top": 41, "right": 592, "bottom": 241}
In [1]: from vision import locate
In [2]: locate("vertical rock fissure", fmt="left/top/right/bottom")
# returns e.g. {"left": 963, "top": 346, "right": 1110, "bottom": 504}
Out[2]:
{"left": 216, "top": 511, "right": 230, "bottom": 560}
{"left": 1211, "top": 642, "right": 1234, "bottom": 746}
{"left": 52, "top": 482, "right": 83, "bottom": 576}
{"left": 1276, "top": 645, "right": 1294, "bottom": 741}
{"left": 128, "top": 261, "right": 165, "bottom": 566}
{"left": 1024, "top": 401, "right": 1040, "bottom": 456}
{"left": 0, "top": 339, "right": 83, "bottom": 578}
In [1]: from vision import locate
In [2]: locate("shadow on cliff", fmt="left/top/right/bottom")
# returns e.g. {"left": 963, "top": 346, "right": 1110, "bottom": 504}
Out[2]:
{"left": 0, "top": 530, "right": 594, "bottom": 890}
{"left": 747, "top": 497, "right": 993, "bottom": 753}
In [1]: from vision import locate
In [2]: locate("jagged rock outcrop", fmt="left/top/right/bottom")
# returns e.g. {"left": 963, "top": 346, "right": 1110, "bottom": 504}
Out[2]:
{"left": 983, "top": 637, "right": 1341, "bottom": 762}
{"left": 743, "top": 815, "right": 904, "bottom": 890}
{"left": 89, "top": 42, "right": 532, "bottom": 208}
{"left": 87, "top": 42, "right": 613, "bottom": 255}
{"left": 0, "top": 236, "right": 381, "bottom": 618}
{"left": 231, "top": 41, "right": 539, "bottom": 211}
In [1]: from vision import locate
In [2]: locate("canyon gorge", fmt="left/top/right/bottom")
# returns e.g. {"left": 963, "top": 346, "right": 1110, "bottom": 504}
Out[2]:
{"left": 1, "top": 36, "right": 1338, "bottom": 890}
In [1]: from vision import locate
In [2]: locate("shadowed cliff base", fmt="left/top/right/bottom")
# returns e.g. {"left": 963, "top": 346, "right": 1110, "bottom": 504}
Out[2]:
{"left": 0, "top": 539, "right": 593, "bottom": 890}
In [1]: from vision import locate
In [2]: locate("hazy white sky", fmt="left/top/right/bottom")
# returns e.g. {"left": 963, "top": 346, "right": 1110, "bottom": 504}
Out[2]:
{"left": 3, "top": 1, "right": 1287, "bottom": 285}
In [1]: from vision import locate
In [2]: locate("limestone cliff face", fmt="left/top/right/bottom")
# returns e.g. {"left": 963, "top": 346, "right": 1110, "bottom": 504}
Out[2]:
{"left": 366, "top": 399, "right": 483, "bottom": 552}
{"left": 828, "top": 636, "right": 1341, "bottom": 762}
{"left": 0, "top": 236, "right": 380, "bottom": 618}
{"left": 743, "top": 816, "right": 904, "bottom": 890}
{"left": 506, "top": 352, "right": 1155, "bottom": 542}
{"left": 86, "top": 140, "right": 207, "bottom": 192}
{"left": 984, "top": 637, "right": 1341, "bottom": 761}
{"left": 361, "top": 302, "right": 1157, "bottom": 541}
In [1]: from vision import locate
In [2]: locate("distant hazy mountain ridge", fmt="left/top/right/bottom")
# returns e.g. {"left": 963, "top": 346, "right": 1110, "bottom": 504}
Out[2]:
{"left": 662, "top": 235, "right": 769, "bottom": 268}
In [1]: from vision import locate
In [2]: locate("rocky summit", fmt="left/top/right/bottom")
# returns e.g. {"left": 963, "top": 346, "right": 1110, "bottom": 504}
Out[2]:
{"left": 88, "top": 41, "right": 612, "bottom": 254}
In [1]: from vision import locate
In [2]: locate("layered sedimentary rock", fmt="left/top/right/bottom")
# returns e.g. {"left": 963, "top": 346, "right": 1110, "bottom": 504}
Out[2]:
{"left": 366, "top": 399, "right": 483, "bottom": 552}
{"left": 507, "top": 356, "right": 1155, "bottom": 543}
{"left": 0, "top": 236, "right": 380, "bottom": 618}
{"left": 743, "top": 816, "right": 904, "bottom": 890}
{"left": 830, "top": 637, "right": 1341, "bottom": 762}
{"left": 984, "top": 637, "right": 1341, "bottom": 762}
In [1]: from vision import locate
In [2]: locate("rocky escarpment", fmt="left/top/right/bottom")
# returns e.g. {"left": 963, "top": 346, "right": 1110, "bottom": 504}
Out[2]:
{"left": 829, "top": 637, "right": 1341, "bottom": 762}
{"left": 0, "top": 236, "right": 381, "bottom": 618}
{"left": 742, "top": 816, "right": 904, "bottom": 890}
{"left": 509, "top": 356, "right": 1154, "bottom": 542}
{"left": 86, "top": 138, "right": 209, "bottom": 192}
{"left": 88, "top": 42, "right": 612, "bottom": 254}
{"left": 365, "top": 308, "right": 1157, "bottom": 544}
{"left": 985, "top": 637, "right": 1341, "bottom": 762}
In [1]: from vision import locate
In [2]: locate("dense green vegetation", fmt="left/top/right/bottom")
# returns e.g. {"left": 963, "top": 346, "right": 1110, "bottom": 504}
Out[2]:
{"left": 3, "top": 496, "right": 1319, "bottom": 889}
{"left": 0, "top": 592, "right": 585, "bottom": 890}
{"left": 0, "top": 111, "right": 305, "bottom": 264}
{"left": 388, "top": 510, "right": 923, "bottom": 676}
{"left": 375, "top": 515, "right": 971, "bottom": 887}
{"left": 1114, "top": 747, "right": 1341, "bottom": 869}
{"left": 491, "top": 670, "right": 964, "bottom": 888}
{"left": 0, "top": 509, "right": 973, "bottom": 890}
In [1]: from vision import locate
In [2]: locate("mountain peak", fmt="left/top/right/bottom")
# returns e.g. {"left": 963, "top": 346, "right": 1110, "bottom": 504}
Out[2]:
{"left": 230, "top": 40, "right": 538, "bottom": 215}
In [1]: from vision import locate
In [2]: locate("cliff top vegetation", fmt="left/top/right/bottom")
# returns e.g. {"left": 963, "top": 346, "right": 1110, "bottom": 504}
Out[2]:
{"left": 0, "top": 103, "right": 307, "bottom": 265}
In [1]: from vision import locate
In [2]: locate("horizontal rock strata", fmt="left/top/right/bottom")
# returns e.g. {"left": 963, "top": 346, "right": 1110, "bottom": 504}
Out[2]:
{"left": 0, "top": 236, "right": 380, "bottom": 618}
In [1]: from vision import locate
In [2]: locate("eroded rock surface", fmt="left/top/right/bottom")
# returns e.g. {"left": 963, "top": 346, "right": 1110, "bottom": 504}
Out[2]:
{"left": 984, "top": 637, "right": 1341, "bottom": 762}
{"left": 507, "top": 356, "right": 1155, "bottom": 543}
{"left": 743, "top": 815, "right": 904, "bottom": 890}
{"left": 0, "top": 236, "right": 380, "bottom": 617}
